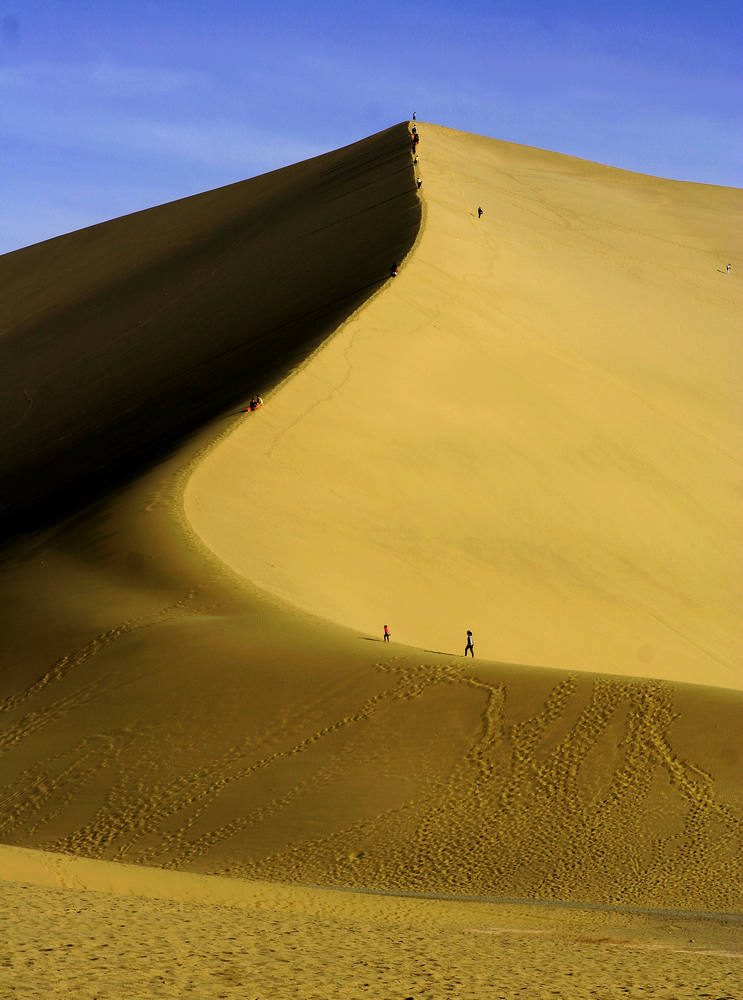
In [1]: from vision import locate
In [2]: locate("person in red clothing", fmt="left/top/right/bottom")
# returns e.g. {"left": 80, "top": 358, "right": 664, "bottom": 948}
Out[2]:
{"left": 383, "top": 625, "right": 390, "bottom": 642}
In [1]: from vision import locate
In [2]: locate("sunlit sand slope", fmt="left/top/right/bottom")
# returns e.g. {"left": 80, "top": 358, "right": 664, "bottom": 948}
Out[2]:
{"left": 2, "top": 421, "right": 741, "bottom": 913}
{"left": 0, "top": 125, "right": 741, "bottom": 926}
{"left": 0, "top": 123, "right": 419, "bottom": 537}
{"left": 187, "top": 124, "right": 743, "bottom": 688}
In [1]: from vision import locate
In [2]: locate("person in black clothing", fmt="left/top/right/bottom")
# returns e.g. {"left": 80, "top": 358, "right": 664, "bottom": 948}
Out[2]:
{"left": 464, "top": 630, "right": 474, "bottom": 657}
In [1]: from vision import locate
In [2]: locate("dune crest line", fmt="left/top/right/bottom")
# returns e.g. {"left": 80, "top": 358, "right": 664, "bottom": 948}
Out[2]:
{"left": 0, "top": 123, "right": 420, "bottom": 538}
{"left": 187, "top": 122, "right": 742, "bottom": 690}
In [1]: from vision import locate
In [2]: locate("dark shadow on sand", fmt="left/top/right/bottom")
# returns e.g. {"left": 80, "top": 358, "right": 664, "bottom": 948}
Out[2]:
{"left": 0, "top": 124, "right": 421, "bottom": 542}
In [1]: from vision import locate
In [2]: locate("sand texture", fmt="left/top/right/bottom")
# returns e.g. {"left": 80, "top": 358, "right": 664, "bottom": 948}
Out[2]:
{"left": 1, "top": 122, "right": 742, "bottom": 995}
{"left": 0, "top": 123, "right": 420, "bottom": 536}
{"left": 2, "top": 846, "right": 742, "bottom": 1000}
{"left": 188, "top": 124, "right": 743, "bottom": 689}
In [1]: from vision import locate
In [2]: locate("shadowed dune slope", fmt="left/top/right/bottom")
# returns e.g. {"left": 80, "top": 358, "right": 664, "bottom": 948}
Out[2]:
{"left": 188, "top": 123, "right": 743, "bottom": 689}
{"left": 0, "top": 123, "right": 420, "bottom": 537}
{"left": 0, "top": 124, "right": 741, "bottom": 927}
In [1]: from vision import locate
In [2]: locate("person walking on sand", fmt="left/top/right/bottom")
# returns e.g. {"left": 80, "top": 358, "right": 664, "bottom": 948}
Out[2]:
{"left": 384, "top": 625, "right": 390, "bottom": 642}
{"left": 726, "top": 263, "right": 732, "bottom": 274}
{"left": 417, "top": 177, "right": 422, "bottom": 189}
{"left": 478, "top": 206, "right": 483, "bottom": 219}
{"left": 390, "top": 262, "right": 398, "bottom": 277}
{"left": 464, "top": 630, "right": 474, "bottom": 657}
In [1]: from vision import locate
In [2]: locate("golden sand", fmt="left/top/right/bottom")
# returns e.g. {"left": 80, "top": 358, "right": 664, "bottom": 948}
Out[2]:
{"left": 187, "top": 124, "right": 743, "bottom": 689}
{"left": 2, "top": 846, "right": 741, "bottom": 1000}
{"left": 0, "top": 123, "right": 741, "bottom": 996}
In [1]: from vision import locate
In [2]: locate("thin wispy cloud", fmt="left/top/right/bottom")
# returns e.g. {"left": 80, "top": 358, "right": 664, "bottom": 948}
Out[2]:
{"left": 1, "top": 0, "right": 740, "bottom": 254}
{"left": 2, "top": 101, "right": 320, "bottom": 173}
{"left": 1, "top": 57, "right": 322, "bottom": 174}
{"left": 0, "top": 58, "right": 213, "bottom": 96}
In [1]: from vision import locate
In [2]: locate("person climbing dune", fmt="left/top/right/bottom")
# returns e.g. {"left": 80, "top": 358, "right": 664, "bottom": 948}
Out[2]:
{"left": 464, "top": 630, "right": 474, "bottom": 657}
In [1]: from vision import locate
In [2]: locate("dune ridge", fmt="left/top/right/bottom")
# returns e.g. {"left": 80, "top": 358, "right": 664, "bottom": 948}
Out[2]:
{"left": 0, "top": 121, "right": 742, "bottom": 997}
{"left": 0, "top": 123, "right": 420, "bottom": 537}
{"left": 187, "top": 122, "right": 743, "bottom": 689}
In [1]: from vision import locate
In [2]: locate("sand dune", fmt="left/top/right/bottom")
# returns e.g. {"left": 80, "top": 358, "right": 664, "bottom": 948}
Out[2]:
{"left": 187, "top": 123, "right": 743, "bottom": 689}
{"left": 0, "top": 123, "right": 419, "bottom": 536}
{"left": 1, "top": 122, "right": 742, "bottom": 994}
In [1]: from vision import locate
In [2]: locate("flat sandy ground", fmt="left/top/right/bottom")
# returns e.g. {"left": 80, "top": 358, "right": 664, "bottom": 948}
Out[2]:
{"left": 1, "top": 123, "right": 741, "bottom": 997}
{"left": 2, "top": 846, "right": 741, "bottom": 1000}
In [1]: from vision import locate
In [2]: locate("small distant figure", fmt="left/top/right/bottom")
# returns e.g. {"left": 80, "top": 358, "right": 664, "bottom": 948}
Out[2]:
{"left": 414, "top": 132, "right": 419, "bottom": 146}
{"left": 464, "top": 630, "right": 474, "bottom": 657}
{"left": 726, "top": 263, "right": 732, "bottom": 274}
{"left": 384, "top": 625, "right": 390, "bottom": 642}
{"left": 245, "top": 396, "right": 263, "bottom": 413}
{"left": 417, "top": 177, "right": 422, "bottom": 189}
{"left": 413, "top": 111, "right": 416, "bottom": 120}
{"left": 477, "top": 206, "right": 483, "bottom": 219}
{"left": 411, "top": 124, "right": 417, "bottom": 135}
{"left": 413, "top": 155, "right": 418, "bottom": 164}
{"left": 390, "top": 262, "right": 398, "bottom": 277}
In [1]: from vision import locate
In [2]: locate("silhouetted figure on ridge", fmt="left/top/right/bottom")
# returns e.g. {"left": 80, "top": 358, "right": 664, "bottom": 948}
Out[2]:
{"left": 465, "top": 630, "right": 474, "bottom": 657}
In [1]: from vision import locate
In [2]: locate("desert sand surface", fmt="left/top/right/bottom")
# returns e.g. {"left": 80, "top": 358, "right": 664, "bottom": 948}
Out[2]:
{"left": 188, "top": 123, "right": 743, "bottom": 689}
{"left": 2, "top": 845, "right": 742, "bottom": 1000}
{"left": 1, "top": 122, "right": 741, "bottom": 996}
{"left": 0, "top": 123, "right": 419, "bottom": 536}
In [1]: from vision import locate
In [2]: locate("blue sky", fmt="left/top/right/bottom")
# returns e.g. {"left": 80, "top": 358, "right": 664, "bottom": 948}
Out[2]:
{"left": 1, "top": 0, "right": 741, "bottom": 255}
